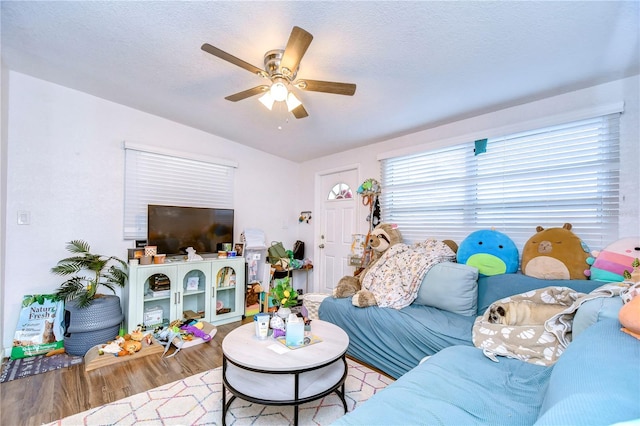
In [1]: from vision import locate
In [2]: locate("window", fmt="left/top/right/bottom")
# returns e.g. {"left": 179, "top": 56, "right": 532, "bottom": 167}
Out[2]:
{"left": 380, "top": 113, "right": 620, "bottom": 251}
{"left": 327, "top": 183, "right": 353, "bottom": 200}
{"left": 124, "top": 143, "right": 236, "bottom": 240}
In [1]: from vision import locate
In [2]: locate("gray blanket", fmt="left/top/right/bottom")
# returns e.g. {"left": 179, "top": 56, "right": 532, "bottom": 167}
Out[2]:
{"left": 473, "top": 283, "right": 625, "bottom": 366}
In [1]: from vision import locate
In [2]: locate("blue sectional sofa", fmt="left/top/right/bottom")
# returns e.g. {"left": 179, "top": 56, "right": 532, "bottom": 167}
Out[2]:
{"left": 334, "top": 318, "right": 639, "bottom": 425}
{"left": 319, "top": 269, "right": 602, "bottom": 378}
{"left": 320, "top": 269, "right": 640, "bottom": 424}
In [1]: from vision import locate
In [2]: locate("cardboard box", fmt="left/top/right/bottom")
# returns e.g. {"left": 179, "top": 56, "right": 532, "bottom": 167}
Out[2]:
{"left": 143, "top": 306, "right": 163, "bottom": 327}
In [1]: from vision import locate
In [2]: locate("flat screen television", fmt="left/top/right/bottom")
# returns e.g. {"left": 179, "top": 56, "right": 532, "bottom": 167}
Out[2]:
{"left": 147, "top": 205, "right": 234, "bottom": 256}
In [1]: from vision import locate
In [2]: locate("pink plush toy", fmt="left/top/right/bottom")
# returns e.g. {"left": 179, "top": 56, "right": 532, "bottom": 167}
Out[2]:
{"left": 586, "top": 236, "right": 640, "bottom": 282}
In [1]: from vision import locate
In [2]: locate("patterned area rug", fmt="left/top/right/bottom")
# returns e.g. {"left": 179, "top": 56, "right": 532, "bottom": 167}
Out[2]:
{"left": 0, "top": 353, "right": 84, "bottom": 383}
{"left": 46, "top": 358, "right": 393, "bottom": 425}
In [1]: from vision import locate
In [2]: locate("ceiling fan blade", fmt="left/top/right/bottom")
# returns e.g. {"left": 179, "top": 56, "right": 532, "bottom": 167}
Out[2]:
{"left": 280, "top": 26, "right": 313, "bottom": 77}
{"left": 225, "top": 86, "right": 269, "bottom": 102}
{"left": 201, "top": 43, "right": 267, "bottom": 78}
{"left": 295, "top": 79, "right": 356, "bottom": 96}
{"left": 291, "top": 104, "right": 309, "bottom": 119}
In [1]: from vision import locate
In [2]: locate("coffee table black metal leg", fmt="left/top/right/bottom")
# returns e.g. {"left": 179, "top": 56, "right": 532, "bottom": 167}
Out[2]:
{"left": 222, "top": 384, "right": 226, "bottom": 426}
{"left": 336, "top": 357, "right": 348, "bottom": 413}
{"left": 336, "top": 382, "right": 348, "bottom": 412}
{"left": 294, "top": 372, "right": 300, "bottom": 425}
{"left": 222, "top": 394, "right": 236, "bottom": 426}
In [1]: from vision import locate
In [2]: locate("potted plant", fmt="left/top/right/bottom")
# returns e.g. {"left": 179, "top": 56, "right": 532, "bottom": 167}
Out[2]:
{"left": 52, "top": 240, "right": 128, "bottom": 355}
{"left": 271, "top": 276, "right": 298, "bottom": 318}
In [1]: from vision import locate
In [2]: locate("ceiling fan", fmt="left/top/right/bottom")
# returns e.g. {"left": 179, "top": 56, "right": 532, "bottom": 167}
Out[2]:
{"left": 201, "top": 26, "right": 356, "bottom": 119}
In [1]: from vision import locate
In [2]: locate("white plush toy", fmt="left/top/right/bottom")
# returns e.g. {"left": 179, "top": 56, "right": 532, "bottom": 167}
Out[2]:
{"left": 186, "top": 247, "right": 203, "bottom": 261}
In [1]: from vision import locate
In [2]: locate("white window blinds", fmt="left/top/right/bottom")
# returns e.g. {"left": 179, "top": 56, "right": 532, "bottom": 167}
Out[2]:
{"left": 380, "top": 113, "right": 621, "bottom": 251}
{"left": 124, "top": 145, "right": 236, "bottom": 240}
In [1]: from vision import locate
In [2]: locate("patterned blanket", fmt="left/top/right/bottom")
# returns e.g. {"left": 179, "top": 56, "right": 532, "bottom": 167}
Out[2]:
{"left": 473, "top": 283, "right": 626, "bottom": 366}
{"left": 361, "top": 239, "right": 456, "bottom": 309}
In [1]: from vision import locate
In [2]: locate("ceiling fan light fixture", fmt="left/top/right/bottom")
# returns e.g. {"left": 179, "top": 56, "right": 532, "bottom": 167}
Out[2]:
{"left": 202, "top": 26, "right": 355, "bottom": 120}
{"left": 286, "top": 92, "right": 302, "bottom": 112}
{"left": 270, "top": 79, "right": 289, "bottom": 102}
{"left": 258, "top": 92, "right": 275, "bottom": 110}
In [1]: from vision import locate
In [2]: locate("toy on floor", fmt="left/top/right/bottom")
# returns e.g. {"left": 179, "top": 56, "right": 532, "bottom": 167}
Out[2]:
{"left": 180, "top": 323, "right": 212, "bottom": 342}
{"left": 153, "top": 319, "right": 212, "bottom": 357}
{"left": 521, "top": 223, "right": 591, "bottom": 280}
{"left": 98, "top": 330, "right": 143, "bottom": 357}
{"left": 457, "top": 229, "right": 519, "bottom": 276}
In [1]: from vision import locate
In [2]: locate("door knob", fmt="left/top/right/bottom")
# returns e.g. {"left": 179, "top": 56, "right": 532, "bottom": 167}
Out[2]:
{"left": 318, "top": 244, "right": 325, "bottom": 249}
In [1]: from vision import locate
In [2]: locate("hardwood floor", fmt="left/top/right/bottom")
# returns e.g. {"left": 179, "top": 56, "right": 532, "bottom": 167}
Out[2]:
{"left": 0, "top": 320, "right": 243, "bottom": 426}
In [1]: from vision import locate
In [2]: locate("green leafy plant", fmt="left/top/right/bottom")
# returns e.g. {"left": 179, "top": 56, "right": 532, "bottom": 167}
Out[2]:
{"left": 51, "top": 240, "right": 128, "bottom": 308}
{"left": 271, "top": 277, "right": 298, "bottom": 308}
{"left": 21, "top": 294, "right": 58, "bottom": 308}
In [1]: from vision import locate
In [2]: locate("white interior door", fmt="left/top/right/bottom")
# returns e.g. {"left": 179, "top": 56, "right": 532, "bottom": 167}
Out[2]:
{"left": 318, "top": 168, "right": 358, "bottom": 293}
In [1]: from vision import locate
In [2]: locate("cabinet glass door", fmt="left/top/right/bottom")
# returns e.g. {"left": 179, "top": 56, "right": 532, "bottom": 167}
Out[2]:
{"left": 182, "top": 269, "right": 207, "bottom": 320}
{"left": 215, "top": 266, "right": 237, "bottom": 317}
{"left": 143, "top": 272, "right": 172, "bottom": 328}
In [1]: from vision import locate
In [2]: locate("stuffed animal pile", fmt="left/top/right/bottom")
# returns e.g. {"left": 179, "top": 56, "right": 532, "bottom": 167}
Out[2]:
{"left": 332, "top": 220, "right": 640, "bottom": 336}
{"left": 99, "top": 327, "right": 148, "bottom": 357}
{"left": 334, "top": 223, "right": 457, "bottom": 308}
{"left": 333, "top": 223, "right": 403, "bottom": 301}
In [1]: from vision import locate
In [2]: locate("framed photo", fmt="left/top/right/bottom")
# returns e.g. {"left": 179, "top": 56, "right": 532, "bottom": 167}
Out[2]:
{"left": 186, "top": 276, "right": 199, "bottom": 291}
{"left": 234, "top": 243, "right": 244, "bottom": 257}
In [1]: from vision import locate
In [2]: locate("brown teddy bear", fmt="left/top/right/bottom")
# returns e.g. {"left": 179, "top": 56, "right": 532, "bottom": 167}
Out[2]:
{"left": 333, "top": 223, "right": 403, "bottom": 301}
{"left": 521, "top": 223, "right": 591, "bottom": 280}
{"left": 245, "top": 283, "right": 262, "bottom": 307}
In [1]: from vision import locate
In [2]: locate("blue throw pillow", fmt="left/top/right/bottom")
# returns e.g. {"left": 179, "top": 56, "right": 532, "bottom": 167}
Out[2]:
{"left": 414, "top": 262, "right": 479, "bottom": 316}
{"left": 535, "top": 319, "right": 640, "bottom": 425}
{"left": 572, "top": 296, "right": 623, "bottom": 338}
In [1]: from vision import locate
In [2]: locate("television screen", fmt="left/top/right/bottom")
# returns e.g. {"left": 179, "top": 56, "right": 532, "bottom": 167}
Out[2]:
{"left": 147, "top": 205, "right": 234, "bottom": 256}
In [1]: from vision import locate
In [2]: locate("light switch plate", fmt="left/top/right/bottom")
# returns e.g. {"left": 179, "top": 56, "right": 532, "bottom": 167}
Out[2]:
{"left": 17, "top": 211, "right": 30, "bottom": 225}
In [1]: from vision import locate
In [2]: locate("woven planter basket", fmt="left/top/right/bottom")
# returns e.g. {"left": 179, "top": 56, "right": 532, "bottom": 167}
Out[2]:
{"left": 64, "top": 294, "right": 123, "bottom": 356}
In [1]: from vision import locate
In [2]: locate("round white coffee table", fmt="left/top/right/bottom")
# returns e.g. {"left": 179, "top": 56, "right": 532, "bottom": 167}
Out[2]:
{"left": 221, "top": 319, "right": 349, "bottom": 426}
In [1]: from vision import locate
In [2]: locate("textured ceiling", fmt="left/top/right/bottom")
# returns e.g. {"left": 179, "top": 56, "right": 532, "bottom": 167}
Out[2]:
{"left": 2, "top": 1, "right": 639, "bottom": 162}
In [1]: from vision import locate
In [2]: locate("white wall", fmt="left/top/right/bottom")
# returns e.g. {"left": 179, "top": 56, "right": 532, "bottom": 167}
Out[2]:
{"left": 299, "top": 75, "right": 640, "bottom": 277}
{"left": 1, "top": 65, "right": 8, "bottom": 357}
{"left": 1, "top": 71, "right": 301, "bottom": 354}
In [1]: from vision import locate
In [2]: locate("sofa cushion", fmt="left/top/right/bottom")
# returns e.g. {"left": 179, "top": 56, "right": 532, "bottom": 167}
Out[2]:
{"left": 572, "top": 296, "right": 623, "bottom": 338}
{"left": 535, "top": 318, "right": 640, "bottom": 425}
{"left": 319, "top": 296, "right": 475, "bottom": 378}
{"left": 477, "top": 273, "right": 602, "bottom": 315}
{"left": 334, "top": 345, "right": 551, "bottom": 425}
{"left": 414, "top": 262, "right": 479, "bottom": 315}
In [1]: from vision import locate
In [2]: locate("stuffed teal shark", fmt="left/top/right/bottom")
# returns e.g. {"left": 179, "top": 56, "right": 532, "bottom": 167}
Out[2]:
{"left": 457, "top": 229, "right": 519, "bottom": 276}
